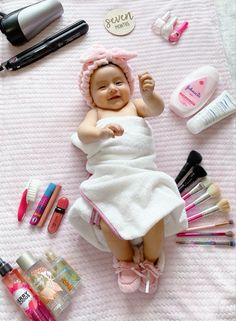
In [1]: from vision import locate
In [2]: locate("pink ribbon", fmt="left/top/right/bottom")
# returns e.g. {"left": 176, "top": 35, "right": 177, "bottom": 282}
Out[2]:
{"left": 80, "top": 45, "right": 137, "bottom": 67}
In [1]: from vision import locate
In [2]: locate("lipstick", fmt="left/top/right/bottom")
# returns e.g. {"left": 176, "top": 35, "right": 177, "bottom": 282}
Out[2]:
{"left": 47, "top": 197, "right": 69, "bottom": 234}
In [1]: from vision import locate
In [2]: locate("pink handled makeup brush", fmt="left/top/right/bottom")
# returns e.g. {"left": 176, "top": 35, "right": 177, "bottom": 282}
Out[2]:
{"left": 176, "top": 230, "right": 234, "bottom": 237}
{"left": 178, "top": 219, "right": 234, "bottom": 233}
{"left": 182, "top": 176, "right": 212, "bottom": 200}
{"left": 185, "top": 183, "right": 221, "bottom": 212}
{"left": 188, "top": 199, "right": 230, "bottom": 223}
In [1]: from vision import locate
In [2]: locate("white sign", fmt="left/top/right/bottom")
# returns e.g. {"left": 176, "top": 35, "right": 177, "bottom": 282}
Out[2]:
{"left": 104, "top": 9, "right": 135, "bottom": 36}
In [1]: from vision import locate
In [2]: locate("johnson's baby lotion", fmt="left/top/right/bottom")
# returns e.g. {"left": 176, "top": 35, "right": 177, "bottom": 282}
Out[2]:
{"left": 169, "top": 66, "right": 219, "bottom": 118}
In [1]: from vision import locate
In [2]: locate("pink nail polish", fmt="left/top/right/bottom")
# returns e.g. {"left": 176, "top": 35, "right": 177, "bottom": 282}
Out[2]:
{"left": 169, "top": 21, "right": 188, "bottom": 43}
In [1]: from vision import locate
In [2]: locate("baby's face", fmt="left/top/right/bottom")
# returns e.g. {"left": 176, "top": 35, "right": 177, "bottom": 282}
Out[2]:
{"left": 90, "top": 64, "right": 131, "bottom": 110}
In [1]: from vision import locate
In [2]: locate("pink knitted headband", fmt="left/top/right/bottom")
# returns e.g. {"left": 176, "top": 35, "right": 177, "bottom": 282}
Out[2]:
{"left": 79, "top": 45, "right": 137, "bottom": 107}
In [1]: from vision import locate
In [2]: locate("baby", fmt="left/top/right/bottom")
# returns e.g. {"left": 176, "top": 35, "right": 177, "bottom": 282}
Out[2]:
{"left": 69, "top": 45, "right": 187, "bottom": 294}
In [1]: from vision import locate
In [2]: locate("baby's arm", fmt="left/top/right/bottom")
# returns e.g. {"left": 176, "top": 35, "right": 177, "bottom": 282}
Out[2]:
{"left": 78, "top": 109, "right": 124, "bottom": 144}
{"left": 134, "top": 72, "right": 165, "bottom": 117}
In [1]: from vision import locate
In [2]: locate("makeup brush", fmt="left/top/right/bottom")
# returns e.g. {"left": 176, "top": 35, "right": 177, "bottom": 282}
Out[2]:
{"left": 188, "top": 199, "right": 230, "bottom": 223}
{"left": 185, "top": 183, "right": 221, "bottom": 212}
{"left": 176, "top": 240, "right": 236, "bottom": 247}
{"left": 178, "top": 165, "right": 207, "bottom": 193}
{"left": 181, "top": 176, "right": 212, "bottom": 200}
{"left": 176, "top": 230, "right": 234, "bottom": 237}
{"left": 175, "top": 150, "right": 202, "bottom": 183}
{"left": 178, "top": 219, "right": 234, "bottom": 233}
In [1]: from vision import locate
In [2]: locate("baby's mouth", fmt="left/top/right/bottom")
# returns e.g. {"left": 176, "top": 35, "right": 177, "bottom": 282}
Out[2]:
{"left": 109, "top": 95, "right": 120, "bottom": 100}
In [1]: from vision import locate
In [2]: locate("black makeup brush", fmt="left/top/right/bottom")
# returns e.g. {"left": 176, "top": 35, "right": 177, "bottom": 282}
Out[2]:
{"left": 178, "top": 165, "right": 207, "bottom": 193}
{"left": 175, "top": 150, "right": 202, "bottom": 184}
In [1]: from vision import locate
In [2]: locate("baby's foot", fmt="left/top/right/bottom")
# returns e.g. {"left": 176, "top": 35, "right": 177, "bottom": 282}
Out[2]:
{"left": 139, "top": 251, "right": 165, "bottom": 294}
{"left": 113, "top": 259, "right": 142, "bottom": 293}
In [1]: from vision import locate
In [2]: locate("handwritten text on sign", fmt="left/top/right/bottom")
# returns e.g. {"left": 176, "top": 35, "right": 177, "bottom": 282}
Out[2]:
{"left": 104, "top": 9, "right": 135, "bottom": 36}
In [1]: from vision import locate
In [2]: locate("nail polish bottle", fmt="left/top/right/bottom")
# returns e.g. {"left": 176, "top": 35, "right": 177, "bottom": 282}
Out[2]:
{"left": 152, "top": 11, "right": 171, "bottom": 35}
{"left": 169, "top": 21, "right": 188, "bottom": 43}
{"left": 16, "top": 251, "right": 71, "bottom": 318}
{"left": 45, "top": 250, "right": 80, "bottom": 295}
{"left": 0, "top": 258, "right": 55, "bottom": 321}
{"left": 160, "top": 15, "right": 178, "bottom": 40}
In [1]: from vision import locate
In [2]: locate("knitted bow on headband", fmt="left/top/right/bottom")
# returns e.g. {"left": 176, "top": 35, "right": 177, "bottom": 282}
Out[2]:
{"left": 79, "top": 45, "right": 137, "bottom": 107}
{"left": 80, "top": 45, "right": 137, "bottom": 65}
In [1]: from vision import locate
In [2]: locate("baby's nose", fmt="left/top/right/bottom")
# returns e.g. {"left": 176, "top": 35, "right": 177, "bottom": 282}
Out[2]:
{"left": 109, "top": 83, "right": 118, "bottom": 92}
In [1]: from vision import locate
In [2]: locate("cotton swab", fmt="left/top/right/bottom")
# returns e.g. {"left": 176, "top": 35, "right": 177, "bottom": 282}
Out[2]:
{"left": 176, "top": 240, "right": 236, "bottom": 247}
{"left": 176, "top": 230, "right": 234, "bottom": 237}
{"left": 188, "top": 199, "right": 230, "bottom": 223}
{"left": 178, "top": 219, "right": 234, "bottom": 233}
{"left": 185, "top": 183, "right": 221, "bottom": 212}
{"left": 181, "top": 176, "right": 212, "bottom": 200}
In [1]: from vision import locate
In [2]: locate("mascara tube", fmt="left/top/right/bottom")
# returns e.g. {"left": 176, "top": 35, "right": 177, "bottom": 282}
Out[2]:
{"left": 30, "top": 183, "right": 56, "bottom": 226}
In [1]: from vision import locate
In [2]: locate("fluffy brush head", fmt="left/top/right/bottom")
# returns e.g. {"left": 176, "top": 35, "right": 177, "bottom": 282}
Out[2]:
{"left": 218, "top": 199, "right": 231, "bottom": 213}
{"left": 187, "top": 150, "right": 202, "bottom": 165}
{"left": 193, "top": 165, "right": 207, "bottom": 178}
{"left": 200, "top": 176, "right": 212, "bottom": 189}
{"left": 207, "top": 183, "right": 221, "bottom": 198}
{"left": 225, "top": 231, "right": 234, "bottom": 237}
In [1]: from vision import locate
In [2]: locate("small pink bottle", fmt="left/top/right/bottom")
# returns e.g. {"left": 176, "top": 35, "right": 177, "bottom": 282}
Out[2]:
{"left": 169, "top": 21, "right": 188, "bottom": 43}
{"left": 169, "top": 65, "right": 219, "bottom": 118}
{"left": 0, "top": 258, "right": 55, "bottom": 321}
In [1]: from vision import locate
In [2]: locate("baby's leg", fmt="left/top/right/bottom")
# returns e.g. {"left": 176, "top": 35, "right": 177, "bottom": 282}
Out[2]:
{"left": 143, "top": 219, "right": 164, "bottom": 263}
{"left": 100, "top": 219, "right": 134, "bottom": 261}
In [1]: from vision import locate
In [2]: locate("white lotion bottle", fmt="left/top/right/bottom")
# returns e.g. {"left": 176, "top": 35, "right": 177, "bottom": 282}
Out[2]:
{"left": 169, "top": 65, "right": 219, "bottom": 118}
{"left": 186, "top": 91, "right": 236, "bottom": 134}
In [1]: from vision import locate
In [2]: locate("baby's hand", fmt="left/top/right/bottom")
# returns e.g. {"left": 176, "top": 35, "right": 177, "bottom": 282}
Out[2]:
{"left": 139, "top": 72, "right": 155, "bottom": 97}
{"left": 100, "top": 123, "right": 124, "bottom": 139}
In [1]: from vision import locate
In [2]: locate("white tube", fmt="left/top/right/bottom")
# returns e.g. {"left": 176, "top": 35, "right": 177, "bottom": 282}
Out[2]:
{"left": 186, "top": 91, "right": 236, "bottom": 134}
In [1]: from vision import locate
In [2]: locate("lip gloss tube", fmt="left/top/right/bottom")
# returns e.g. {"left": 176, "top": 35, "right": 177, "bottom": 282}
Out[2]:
{"left": 48, "top": 197, "right": 69, "bottom": 234}
{"left": 29, "top": 183, "right": 56, "bottom": 226}
{"left": 37, "top": 184, "right": 61, "bottom": 228}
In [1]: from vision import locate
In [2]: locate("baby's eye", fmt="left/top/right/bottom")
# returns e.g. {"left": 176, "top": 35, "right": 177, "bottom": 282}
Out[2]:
{"left": 116, "top": 81, "right": 123, "bottom": 85}
{"left": 98, "top": 85, "right": 106, "bottom": 90}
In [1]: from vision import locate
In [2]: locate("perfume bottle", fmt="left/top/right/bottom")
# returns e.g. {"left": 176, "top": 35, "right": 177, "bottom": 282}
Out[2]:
{"left": 16, "top": 251, "right": 71, "bottom": 318}
{"left": 45, "top": 250, "right": 80, "bottom": 295}
{"left": 0, "top": 258, "right": 55, "bottom": 321}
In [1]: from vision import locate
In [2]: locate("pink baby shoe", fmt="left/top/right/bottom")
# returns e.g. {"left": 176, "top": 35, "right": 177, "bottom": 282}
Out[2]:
{"left": 113, "top": 259, "right": 142, "bottom": 293}
{"left": 139, "top": 251, "right": 165, "bottom": 294}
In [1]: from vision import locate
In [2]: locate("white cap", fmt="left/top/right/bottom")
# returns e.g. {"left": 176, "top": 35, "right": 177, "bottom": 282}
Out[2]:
{"left": 152, "top": 18, "right": 166, "bottom": 35}
{"left": 152, "top": 11, "right": 171, "bottom": 35}
{"left": 186, "top": 115, "right": 203, "bottom": 134}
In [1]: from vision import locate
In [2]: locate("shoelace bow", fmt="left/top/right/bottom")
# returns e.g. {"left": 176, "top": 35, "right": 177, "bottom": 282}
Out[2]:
{"left": 139, "top": 261, "right": 162, "bottom": 293}
{"left": 113, "top": 261, "right": 144, "bottom": 277}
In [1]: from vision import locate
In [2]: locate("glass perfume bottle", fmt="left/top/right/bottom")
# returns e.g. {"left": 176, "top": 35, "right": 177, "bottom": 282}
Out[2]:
{"left": 45, "top": 250, "right": 80, "bottom": 295}
{"left": 16, "top": 251, "right": 71, "bottom": 318}
{"left": 0, "top": 258, "right": 55, "bottom": 321}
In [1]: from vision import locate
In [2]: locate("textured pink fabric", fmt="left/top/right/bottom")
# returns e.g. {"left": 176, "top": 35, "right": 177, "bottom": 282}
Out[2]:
{"left": 0, "top": 1, "right": 235, "bottom": 321}
{"left": 79, "top": 45, "right": 137, "bottom": 107}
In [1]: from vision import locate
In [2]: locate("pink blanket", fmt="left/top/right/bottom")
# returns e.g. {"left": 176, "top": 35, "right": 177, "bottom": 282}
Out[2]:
{"left": 0, "top": 0, "right": 235, "bottom": 320}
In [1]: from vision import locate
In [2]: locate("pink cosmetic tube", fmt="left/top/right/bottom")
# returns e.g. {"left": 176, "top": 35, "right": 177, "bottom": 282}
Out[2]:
{"left": 29, "top": 183, "right": 56, "bottom": 226}
{"left": 169, "top": 21, "right": 188, "bottom": 43}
